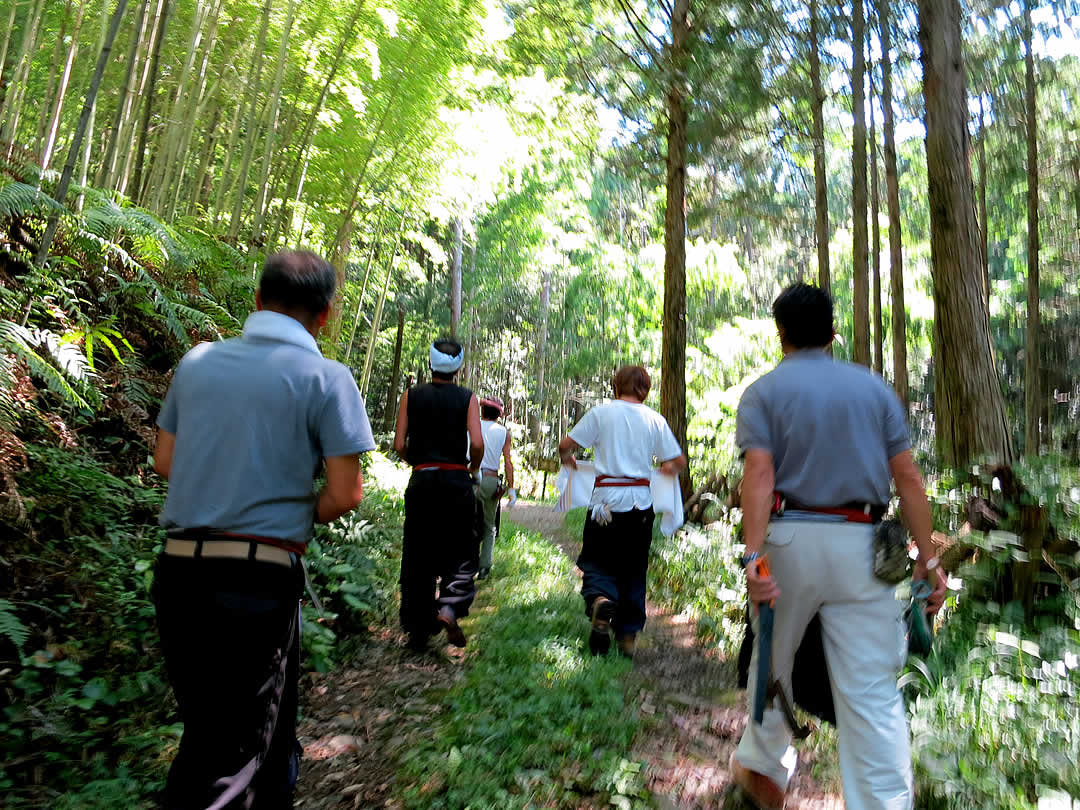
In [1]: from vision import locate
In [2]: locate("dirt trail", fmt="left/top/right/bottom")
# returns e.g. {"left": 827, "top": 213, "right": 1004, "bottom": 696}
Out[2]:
{"left": 293, "top": 502, "right": 842, "bottom": 809}
{"left": 507, "top": 503, "right": 843, "bottom": 810}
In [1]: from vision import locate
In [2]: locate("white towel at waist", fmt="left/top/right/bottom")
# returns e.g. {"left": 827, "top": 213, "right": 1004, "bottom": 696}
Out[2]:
{"left": 555, "top": 461, "right": 684, "bottom": 536}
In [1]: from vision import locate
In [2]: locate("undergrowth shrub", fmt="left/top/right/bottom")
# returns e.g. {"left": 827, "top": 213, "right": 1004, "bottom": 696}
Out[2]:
{"left": 1, "top": 445, "right": 172, "bottom": 808}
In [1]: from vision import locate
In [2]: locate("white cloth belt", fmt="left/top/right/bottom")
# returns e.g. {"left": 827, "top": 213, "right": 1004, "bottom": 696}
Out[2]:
{"left": 163, "top": 538, "right": 294, "bottom": 567}
{"left": 554, "top": 461, "right": 684, "bottom": 536}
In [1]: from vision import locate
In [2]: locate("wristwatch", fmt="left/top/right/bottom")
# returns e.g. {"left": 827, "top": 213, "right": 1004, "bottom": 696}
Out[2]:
{"left": 741, "top": 551, "right": 762, "bottom": 569}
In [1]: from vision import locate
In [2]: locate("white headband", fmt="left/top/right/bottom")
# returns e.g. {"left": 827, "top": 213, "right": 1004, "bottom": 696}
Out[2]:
{"left": 429, "top": 343, "right": 463, "bottom": 373}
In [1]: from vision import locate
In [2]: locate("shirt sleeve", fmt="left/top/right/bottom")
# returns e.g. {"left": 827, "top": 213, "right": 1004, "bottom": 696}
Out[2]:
{"left": 654, "top": 420, "right": 683, "bottom": 462}
{"left": 882, "top": 387, "right": 912, "bottom": 458}
{"left": 318, "top": 366, "right": 377, "bottom": 457}
{"left": 157, "top": 373, "right": 180, "bottom": 434}
{"left": 735, "top": 383, "right": 771, "bottom": 456}
{"left": 567, "top": 407, "right": 599, "bottom": 449}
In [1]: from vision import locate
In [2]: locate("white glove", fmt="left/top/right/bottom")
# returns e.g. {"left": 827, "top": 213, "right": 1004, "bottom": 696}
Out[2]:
{"left": 506, "top": 488, "right": 517, "bottom": 508}
{"left": 590, "top": 503, "right": 613, "bottom": 526}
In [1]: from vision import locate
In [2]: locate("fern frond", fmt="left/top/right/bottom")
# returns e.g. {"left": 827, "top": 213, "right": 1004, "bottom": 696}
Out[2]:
{"left": 0, "top": 599, "right": 29, "bottom": 653}
{"left": 0, "top": 320, "right": 96, "bottom": 410}
{"left": 0, "top": 181, "right": 68, "bottom": 220}
{"left": 179, "top": 291, "right": 240, "bottom": 332}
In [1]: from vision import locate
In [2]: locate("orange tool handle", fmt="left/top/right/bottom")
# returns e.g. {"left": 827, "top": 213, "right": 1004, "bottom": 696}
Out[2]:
{"left": 754, "top": 555, "right": 774, "bottom": 608}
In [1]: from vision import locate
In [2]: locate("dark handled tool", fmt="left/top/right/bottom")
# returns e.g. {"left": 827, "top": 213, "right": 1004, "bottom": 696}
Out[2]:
{"left": 752, "top": 556, "right": 812, "bottom": 739}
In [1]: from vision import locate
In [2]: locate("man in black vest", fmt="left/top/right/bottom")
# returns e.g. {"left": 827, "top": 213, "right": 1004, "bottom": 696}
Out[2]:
{"left": 393, "top": 339, "right": 484, "bottom": 649}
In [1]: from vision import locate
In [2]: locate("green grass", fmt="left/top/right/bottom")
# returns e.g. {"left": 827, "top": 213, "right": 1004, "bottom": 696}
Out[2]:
{"left": 395, "top": 521, "right": 650, "bottom": 810}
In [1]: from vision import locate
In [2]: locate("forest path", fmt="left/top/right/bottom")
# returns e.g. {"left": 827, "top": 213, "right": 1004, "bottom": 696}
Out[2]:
{"left": 291, "top": 502, "right": 842, "bottom": 809}
{"left": 508, "top": 502, "right": 843, "bottom": 810}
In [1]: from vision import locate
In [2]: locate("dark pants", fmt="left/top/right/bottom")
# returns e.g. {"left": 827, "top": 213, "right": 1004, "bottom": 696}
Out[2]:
{"left": 153, "top": 553, "right": 303, "bottom": 810}
{"left": 577, "top": 507, "right": 654, "bottom": 635}
{"left": 400, "top": 469, "right": 478, "bottom": 638}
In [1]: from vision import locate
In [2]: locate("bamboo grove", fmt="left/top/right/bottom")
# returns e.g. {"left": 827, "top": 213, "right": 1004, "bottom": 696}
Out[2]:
{"left": 0, "top": 0, "right": 1079, "bottom": 483}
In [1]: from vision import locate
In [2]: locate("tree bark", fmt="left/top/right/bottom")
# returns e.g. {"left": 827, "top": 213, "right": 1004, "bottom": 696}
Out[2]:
{"left": 879, "top": 0, "right": 907, "bottom": 403}
{"left": 532, "top": 267, "right": 551, "bottom": 445}
{"left": 0, "top": 0, "right": 46, "bottom": 149}
{"left": 36, "top": 0, "right": 131, "bottom": 266}
{"left": 40, "top": 0, "right": 87, "bottom": 175}
{"left": 360, "top": 211, "right": 407, "bottom": 398}
{"left": 1023, "top": 0, "right": 1040, "bottom": 456}
{"left": 227, "top": 0, "right": 274, "bottom": 239}
{"left": 98, "top": 0, "right": 149, "bottom": 189}
{"left": 918, "top": 0, "right": 1012, "bottom": 467}
{"left": 150, "top": 0, "right": 214, "bottom": 212}
{"left": 0, "top": 2, "right": 20, "bottom": 108}
{"left": 251, "top": 0, "right": 298, "bottom": 244}
{"left": 271, "top": 0, "right": 366, "bottom": 251}
{"left": 661, "top": 0, "right": 690, "bottom": 494}
{"left": 851, "top": 0, "right": 871, "bottom": 366}
{"left": 978, "top": 96, "right": 989, "bottom": 310}
{"left": 344, "top": 211, "right": 388, "bottom": 362}
{"left": 130, "top": 0, "right": 172, "bottom": 203}
{"left": 382, "top": 305, "right": 406, "bottom": 432}
{"left": 869, "top": 54, "right": 883, "bottom": 375}
{"left": 809, "top": 0, "right": 830, "bottom": 292}
{"left": 77, "top": 0, "right": 109, "bottom": 213}
{"left": 36, "top": 0, "right": 73, "bottom": 159}
{"left": 450, "top": 217, "right": 463, "bottom": 337}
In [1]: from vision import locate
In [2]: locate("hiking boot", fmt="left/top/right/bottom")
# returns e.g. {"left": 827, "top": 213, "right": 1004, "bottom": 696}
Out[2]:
{"left": 616, "top": 633, "right": 636, "bottom": 659}
{"left": 729, "top": 751, "right": 786, "bottom": 810}
{"left": 589, "top": 597, "right": 617, "bottom": 656}
{"left": 477, "top": 567, "right": 491, "bottom": 581}
{"left": 437, "top": 606, "right": 467, "bottom": 648}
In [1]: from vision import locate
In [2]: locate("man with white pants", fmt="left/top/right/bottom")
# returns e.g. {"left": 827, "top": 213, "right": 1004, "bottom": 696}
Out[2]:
{"left": 731, "top": 283, "right": 946, "bottom": 810}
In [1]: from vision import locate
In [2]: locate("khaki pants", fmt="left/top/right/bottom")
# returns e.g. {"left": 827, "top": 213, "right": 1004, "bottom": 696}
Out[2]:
{"left": 476, "top": 475, "right": 500, "bottom": 569}
{"left": 735, "top": 518, "right": 913, "bottom": 810}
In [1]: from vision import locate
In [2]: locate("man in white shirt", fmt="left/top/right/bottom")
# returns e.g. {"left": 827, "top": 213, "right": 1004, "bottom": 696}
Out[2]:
{"left": 476, "top": 396, "right": 515, "bottom": 580}
{"left": 558, "top": 365, "right": 686, "bottom": 657}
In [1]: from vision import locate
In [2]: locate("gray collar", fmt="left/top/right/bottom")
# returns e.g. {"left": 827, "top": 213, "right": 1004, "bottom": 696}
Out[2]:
{"left": 241, "top": 310, "right": 321, "bottom": 356}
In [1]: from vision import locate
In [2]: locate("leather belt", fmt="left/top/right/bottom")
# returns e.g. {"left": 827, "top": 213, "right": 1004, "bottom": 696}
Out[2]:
{"left": 595, "top": 475, "right": 650, "bottom": 488}
{"left": 414, "top": 463, "right": 469, "bottom": 472}
{"left": 773, "top": 493, "right": 885, "bottom": 524}
{"left": 164, "top": 538, "right": 294, "bottom": 567}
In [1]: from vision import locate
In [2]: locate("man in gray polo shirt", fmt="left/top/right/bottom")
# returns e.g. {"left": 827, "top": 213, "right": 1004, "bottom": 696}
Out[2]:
{"left": 730, "top": 283, "right": 946, "bottom": 810}
{"left": 152, "top": 250, "right": 375, "bottom": 810}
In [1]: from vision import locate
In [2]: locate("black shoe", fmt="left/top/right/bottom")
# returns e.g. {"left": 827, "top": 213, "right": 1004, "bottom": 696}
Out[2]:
{"left": 589, "top": 597, "right": 617, "bottom": 656}
{"left": 437, "top": 606, "right": 467, "bottom": 648}
{"left": 406, "top": 633, "right": 429, "bottom": 652}
{"left": 477, "top": 567, "right": 491, "bottom": 580}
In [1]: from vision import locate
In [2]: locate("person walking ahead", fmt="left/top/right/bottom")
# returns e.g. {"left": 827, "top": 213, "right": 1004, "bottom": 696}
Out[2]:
{"left": 558, "top": 365, "right": 686, "bottom": 657}
{"left": 152, "top": 250, "right": 376, "bottom": 809}
{"left": 730, "top": 283, "right": 946, "bottom": 810}
{"left": 476, "top": 396, "right": 515, "bottom": 580}
{"left": 393, "top": 339, "right": 484, "bottom": 649}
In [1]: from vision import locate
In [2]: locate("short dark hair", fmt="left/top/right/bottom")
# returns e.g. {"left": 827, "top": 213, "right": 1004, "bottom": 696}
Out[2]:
{"left": 431, "top": 338, "right": 463, "bottom": 382}
{"left": 258, "top": 250, "right": 337, "bottom": 319}
{"left": 772, "top": 283, "right": 833, "bottom": 348}
{"left": 481, "top": 403, "right": 501, "bottom": 420}
{"left": 613, "top": 365, "right": 651, "bottom": 401}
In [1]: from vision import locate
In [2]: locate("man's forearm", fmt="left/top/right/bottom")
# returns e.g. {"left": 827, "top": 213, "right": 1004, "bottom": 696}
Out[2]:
{"left": 316, "top": 489, "right": 356, "bottom": 524}
{"left": 740, "top": 450, "right": 775, "bottom": 555}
